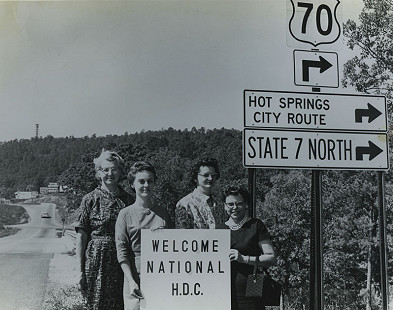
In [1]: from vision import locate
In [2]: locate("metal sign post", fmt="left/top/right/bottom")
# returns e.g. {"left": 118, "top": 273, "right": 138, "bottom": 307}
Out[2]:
{"left": 248, "top": 168, "right": 257, "bottom": 218}
{"left": 377, "top": 171, "right": 389, "bottom": 310}
{"left": 310, "top": 170, "right": 324, "bottom": 310}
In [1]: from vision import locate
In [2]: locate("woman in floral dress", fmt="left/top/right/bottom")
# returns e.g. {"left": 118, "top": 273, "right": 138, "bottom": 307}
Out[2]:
{"left": 75, "top": 150, "right": 134, "bottom": 310}
{"left": 175, "top": 157, "right": 227, "bottom": 229}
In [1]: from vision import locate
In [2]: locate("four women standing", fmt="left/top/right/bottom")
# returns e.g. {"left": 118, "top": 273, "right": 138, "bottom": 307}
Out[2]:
{"left": 76, "top": 152, "right": 277, "bottom": 310}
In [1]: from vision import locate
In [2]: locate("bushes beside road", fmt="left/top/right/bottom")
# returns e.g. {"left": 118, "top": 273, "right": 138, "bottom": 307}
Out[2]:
{"left": 0, "top": 204, "right": 29, "bottom": 238}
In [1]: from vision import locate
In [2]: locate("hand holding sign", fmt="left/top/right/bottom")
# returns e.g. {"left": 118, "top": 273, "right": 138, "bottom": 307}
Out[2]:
{"left": 229, "top": 249, "right": 247, "bottom": 263}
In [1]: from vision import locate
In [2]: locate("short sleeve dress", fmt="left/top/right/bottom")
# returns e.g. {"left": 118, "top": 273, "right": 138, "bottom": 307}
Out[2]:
{"left": 75, "top": 186, "right": 134, "bottom": 310}
{"left": 217, "top": 218, "right": 271, "bottom": 310}
{"left": 175, "top": 188, "right": 227, "bottom": 229}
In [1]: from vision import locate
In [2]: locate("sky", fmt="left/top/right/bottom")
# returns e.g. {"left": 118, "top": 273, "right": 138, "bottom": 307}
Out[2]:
{"left": 0, "top": 0, "right": 364, "bottom": 142}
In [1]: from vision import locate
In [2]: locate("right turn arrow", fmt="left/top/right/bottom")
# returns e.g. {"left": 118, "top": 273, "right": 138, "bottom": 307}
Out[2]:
{"left": 355, "top": 103, "right": 382, "bottom": 123}
{"left": 356, "top": 141, "right": 383, "bottom": 161}
{"left": 302, "top": 56, "right": 332, "bottom": 82}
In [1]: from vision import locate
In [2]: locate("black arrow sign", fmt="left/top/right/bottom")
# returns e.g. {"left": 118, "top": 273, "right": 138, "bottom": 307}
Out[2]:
{"left": 355, "top": 103, "right": 382, "bottom": 123}
{"left": 302, "top": 56, "right": 333, "bottom": 82}
{"left": 356, "top": 141, "right": 383, "bottom": 161}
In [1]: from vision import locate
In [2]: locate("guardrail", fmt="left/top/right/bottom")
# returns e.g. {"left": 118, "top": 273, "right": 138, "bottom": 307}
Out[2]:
{"left": 63, "top": 230, "right": 77, "bottom": 249}
{"left": 64, "top": 230, "right": 77, "bottom": 239}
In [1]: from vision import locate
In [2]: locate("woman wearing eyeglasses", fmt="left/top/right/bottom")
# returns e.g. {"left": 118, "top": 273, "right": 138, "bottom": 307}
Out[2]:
{"left": 217, "top": 185, "right": 277, "bottom": 310}
{"left": 175, "top": 157, "right": 227, "bottom": 229}
{"left": 75, "top": 149, "right": 134, "bottom": 310}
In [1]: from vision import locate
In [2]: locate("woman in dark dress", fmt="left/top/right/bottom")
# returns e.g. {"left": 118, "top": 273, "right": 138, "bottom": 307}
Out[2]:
{"left": 217, "top": 185, "right": 277, "bottom": 310}
{"left": 75, "top": 150, "right": 134, "bottom": 310}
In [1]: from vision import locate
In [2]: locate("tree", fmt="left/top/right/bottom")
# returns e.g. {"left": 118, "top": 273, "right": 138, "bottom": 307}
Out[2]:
{"left": 343, "top": 1, "right": 393, "bottom": 308}
{"left": 259, "top": 170, "right": 311, "bottom": 310}
{"left": 343, "top": 0, "right": 393, "bottom": 110}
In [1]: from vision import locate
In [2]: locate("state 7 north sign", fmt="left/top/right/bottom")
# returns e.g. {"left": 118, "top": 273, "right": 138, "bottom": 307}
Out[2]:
{"left": 287, "top": 0, "right": 342, "bottom": 50}
{"left": 243, "top": 129, "right": 389, "bottom": 170}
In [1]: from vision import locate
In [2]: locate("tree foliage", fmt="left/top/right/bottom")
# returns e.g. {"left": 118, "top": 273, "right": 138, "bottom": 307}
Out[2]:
{"left": 343, "top": 0, "right": 393, "bottom": 111}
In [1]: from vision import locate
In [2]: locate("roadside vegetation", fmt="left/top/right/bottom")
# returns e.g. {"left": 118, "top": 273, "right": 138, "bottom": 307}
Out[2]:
{"left": 42, "top": 252, "right": 84, "bottom": 310}
{"left": 0, "top": 204, "right": 29, "bottom": 238}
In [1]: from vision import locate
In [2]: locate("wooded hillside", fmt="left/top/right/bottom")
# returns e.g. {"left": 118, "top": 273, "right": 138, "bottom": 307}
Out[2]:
{"left": 0, "top": 127, "right": 391, "bottom": 309}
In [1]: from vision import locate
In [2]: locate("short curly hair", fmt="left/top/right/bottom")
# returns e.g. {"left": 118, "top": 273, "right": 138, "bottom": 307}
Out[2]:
{"left": 190, "top": 157, "right": 220, "bottom": 187}
{"left": 93, "top": 149, "right": 125, "bottom": 180}
{"left": 127, "top": 161, "right": 157, "bottom": 184}
{"left": 222, "top": 184, "right": 250, "bottom": 206}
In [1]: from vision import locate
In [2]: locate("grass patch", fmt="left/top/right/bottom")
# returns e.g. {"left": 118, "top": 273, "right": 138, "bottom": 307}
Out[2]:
{"left": 0, "top": 204, "right": 29, "bottom": 238}
{"left": 0, "top": 227, "right": 20, "bottom": 238}
{"left": 0, "top": 204, "right": 29, "bottom": 225}
{"left": 43, "top": 283, "right": 84, "bottom": 310}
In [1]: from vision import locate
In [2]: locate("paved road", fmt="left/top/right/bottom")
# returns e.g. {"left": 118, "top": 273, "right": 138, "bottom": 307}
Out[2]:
{"left": 0, "top": 203, "right": 71, "bottom": 310}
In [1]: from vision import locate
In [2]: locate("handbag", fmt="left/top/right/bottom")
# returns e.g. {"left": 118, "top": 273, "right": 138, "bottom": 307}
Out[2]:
{"left": 245, "top": 256, "right": 281, "bottom": 306}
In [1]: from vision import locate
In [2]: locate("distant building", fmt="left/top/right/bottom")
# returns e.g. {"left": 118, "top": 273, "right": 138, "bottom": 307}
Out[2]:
{"left": 40, "top": 187, "right": 49, "bottom": 195}
{"left": 15, "top": 191, "right": 38, "bottom": 200}
{"left": 48, "top": 183, "right": 59, "bottom": 194}
{"left": 0, "top": 198, "right": 11, "bottom": 204}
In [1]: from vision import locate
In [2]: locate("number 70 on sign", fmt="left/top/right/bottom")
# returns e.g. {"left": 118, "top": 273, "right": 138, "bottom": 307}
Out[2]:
{"left": 287, "top": 0, "right": 342, "bottom": 50}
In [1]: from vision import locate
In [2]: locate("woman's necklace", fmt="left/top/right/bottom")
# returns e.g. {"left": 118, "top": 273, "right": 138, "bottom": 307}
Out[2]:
{"left": 228, "top": 216, "right": 249, "bottom": 231}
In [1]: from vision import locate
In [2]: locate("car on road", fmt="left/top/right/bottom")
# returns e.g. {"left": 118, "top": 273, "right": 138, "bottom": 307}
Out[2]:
{"left": 41, "top": 212, "right": 51, "bottom": 218}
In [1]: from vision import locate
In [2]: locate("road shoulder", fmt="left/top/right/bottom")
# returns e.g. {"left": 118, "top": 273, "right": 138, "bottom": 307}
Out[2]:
{"left": 42, "top": 245, "right": 84, "bottom": 309}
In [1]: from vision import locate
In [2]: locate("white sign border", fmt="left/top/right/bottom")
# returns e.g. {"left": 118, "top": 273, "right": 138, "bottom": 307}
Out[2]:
{"left": 243, "top": 89, "right": 388, "bottom": 133}
{"left": 242, "top": 128, "right": 390, "bottom": 171}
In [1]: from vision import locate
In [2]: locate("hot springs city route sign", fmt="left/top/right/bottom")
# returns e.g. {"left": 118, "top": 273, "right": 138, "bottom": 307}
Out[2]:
{"left": 244, "top": 90, "right": 387, "bottom": 132}
{"left": 243, "top": 90, "right": 389, "bottom": 171}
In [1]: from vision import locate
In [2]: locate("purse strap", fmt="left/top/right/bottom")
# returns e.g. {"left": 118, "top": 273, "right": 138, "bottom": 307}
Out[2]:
{"left": 252, "top": 255, "right": 259, "bottom": 281}
{"left": 253, "top": 255, "right": 272, "bottom": 280}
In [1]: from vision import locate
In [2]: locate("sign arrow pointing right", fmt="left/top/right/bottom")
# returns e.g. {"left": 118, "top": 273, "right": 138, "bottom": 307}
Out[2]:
{"left": 356, "top": 141, "right": 383, "bottom": 161}
{"left": 302, "top": 56, "right": 333, "bottom": 82}
{"left": 355, "top": 103, "right": 382, "bottom": 123}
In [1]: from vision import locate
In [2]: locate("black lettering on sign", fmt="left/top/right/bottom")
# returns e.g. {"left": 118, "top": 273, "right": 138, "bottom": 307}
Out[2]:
{"left": 308, "top": 138, "right": 352, "bottom": 161}
{"left": 247, "top": 136, "right": 289, "bottom": 159}
{"left": 171, "top": 283, "right": 203, "bottom": 297}
{"left": 279, "top": 97, "right": 330, "bottom": 110}
{"left": 297, "top": 2, "right": 334, "bottom": 36}
{"left": 248, "top": 95, "right": 272, "bottom": 108}
{"left": 253, "top": 112, "right": 281, "bottom": 124}
{"left": 287, "top": 113, "right": 326, "bottom": 125}
{"left": 295, "top": 138, "right": 303, "bottom": 159}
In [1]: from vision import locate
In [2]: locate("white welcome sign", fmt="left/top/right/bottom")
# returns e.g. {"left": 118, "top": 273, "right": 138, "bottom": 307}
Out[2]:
{"left": 141, "top": 229, "right": 231, "bottom": 310}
